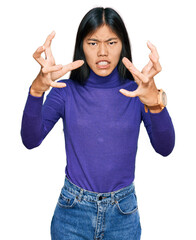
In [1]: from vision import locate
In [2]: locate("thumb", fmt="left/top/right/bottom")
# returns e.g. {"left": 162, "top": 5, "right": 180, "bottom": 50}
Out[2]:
{"left": 119, "top": 89, "right": 140, "bottom": 98}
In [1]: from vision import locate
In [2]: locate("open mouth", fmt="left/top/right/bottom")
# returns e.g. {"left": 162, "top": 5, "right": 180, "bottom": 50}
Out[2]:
{"left": 96, "top": 61, "right": 110, "bottom": 68}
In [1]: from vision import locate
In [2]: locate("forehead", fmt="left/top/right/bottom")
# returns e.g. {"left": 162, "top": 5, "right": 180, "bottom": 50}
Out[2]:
{"left": 85, "top": 25, "right": 119, "bottom": 40}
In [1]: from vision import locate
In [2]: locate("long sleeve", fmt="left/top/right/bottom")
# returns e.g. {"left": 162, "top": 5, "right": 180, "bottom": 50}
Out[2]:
{"left": 21, "top": 85, "right": 65, "bottom": 149}
{"left": 141, "top": 103, "right": 175, "bottom": 156}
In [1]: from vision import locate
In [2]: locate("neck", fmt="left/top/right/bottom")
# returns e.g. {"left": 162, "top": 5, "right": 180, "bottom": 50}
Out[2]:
{"left": 85, "top": 66, "right": 124, "bottom": 88}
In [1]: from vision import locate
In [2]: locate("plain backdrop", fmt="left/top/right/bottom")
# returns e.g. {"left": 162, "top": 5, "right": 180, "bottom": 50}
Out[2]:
{"left": 1, "top": 0, "right": 195, "bottom": 239}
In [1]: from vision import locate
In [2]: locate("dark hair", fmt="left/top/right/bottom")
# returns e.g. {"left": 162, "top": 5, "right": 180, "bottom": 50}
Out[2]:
{"left": 69, "top": 7, "right": 134, "bottom": 85}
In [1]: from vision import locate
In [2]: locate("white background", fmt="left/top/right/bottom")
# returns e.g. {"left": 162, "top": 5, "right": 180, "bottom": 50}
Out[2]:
{"left": 1, "top": 0, "right": 195, "bottom": 239}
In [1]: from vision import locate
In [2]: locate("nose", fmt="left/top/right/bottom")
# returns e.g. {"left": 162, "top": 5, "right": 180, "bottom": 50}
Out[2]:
{"left": 97, "top": 43, "right": 108, "bottom": 56}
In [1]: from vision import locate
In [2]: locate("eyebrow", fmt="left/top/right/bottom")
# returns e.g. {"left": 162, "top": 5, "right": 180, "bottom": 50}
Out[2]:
{"left": 87, "top": 37, "right": 118, "bottom": 42}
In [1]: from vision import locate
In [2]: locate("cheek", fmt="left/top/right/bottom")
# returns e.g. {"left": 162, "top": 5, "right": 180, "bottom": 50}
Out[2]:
{"left": 118, "top": 45, "right": 122, "bottom": 56}
{"left": 85, "top": 53, "right": 93, "bottom": 66}
{"left": 83, "top": 46, "right": 92, "bottom": 62}
{"left": 112, "top": 44, "right": 122, "bottom": 56}
{"left": 113, "top": 48, "right": 122, "bottom": 63}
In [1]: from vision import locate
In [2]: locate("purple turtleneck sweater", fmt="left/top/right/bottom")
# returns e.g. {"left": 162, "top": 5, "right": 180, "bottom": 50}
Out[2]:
{"left": 21, "top": 66, "right": 175, "bottom": 193}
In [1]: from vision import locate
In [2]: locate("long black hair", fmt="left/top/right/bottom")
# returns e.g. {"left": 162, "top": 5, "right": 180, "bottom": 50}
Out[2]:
{"left": 69, "top": 7, "right": 134, "bottom": 86}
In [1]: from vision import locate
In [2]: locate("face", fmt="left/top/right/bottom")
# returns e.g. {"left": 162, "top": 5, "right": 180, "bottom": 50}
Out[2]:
{"left": 83, "top": 25, "right": 122, "bottom": 76}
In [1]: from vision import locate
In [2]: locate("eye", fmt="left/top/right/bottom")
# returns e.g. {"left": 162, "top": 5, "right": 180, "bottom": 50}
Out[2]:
{"left": 88, "top": 42, "right": 97, "bottom": 46}
{"left": 109, "top": 41, "right": 117, "bottom": 45}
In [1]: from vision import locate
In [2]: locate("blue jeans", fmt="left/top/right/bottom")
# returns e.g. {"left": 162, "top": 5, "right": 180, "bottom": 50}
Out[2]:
{"left": 51, "top": 176, "right": 141, "bottom": 240}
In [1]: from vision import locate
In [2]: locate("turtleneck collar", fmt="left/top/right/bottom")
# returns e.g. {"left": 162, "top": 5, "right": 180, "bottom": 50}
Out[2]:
{"left": 84, "top": 66, "right": 124, "bottom": 88}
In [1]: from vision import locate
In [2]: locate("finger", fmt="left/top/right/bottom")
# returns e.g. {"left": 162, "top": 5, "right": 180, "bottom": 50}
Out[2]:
{"left": 122, "top": 57, "right": 140, "bottom": 85}
{"left": 147, "top": 41, "right": 159, "bottom": 59}
{"left": 42, "top": 64, "right": 63, "bottom": 74}
{"left": 147, "top": 68, "right": 161, "bottom": 79}
{"left": 143, "top": 60, "right": 153, "bottom": 72}
{"left": 60, "top": 60, "right": 85, "bottom": 75}
{"left": 33, "top": 45, "right": 46, "bottom": 67}
{"left": 130, "top": 72, "right": 141, "bottom": 85}
{"left": 50, "top": 60, "right": 85, "bottom": 80}
{"left": 49, "top": 80, "right": 67, "bottom": 88}
{"left": 119, "top": 88, "right": 140, "bottom": 98}
{"left": 122, "top": 57, "right": 148, "bottom": 84}
{"left": 147, "top": 41, "right": 162, "bottom": 73}
{"left": 45, "top": 46, "right": 54, "bottom": 60}
{"left": 43, "top": 31, "right": 56, "bottom": 48}
{"left": 142, "top": 60, "right": 153, "bottom": 75}
{"left": 149, "top": 53, "right": 162, "bottom": 73}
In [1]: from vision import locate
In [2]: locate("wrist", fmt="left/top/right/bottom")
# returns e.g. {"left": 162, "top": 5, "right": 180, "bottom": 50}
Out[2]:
{"left": 30, "top": 86, "right": 44, "bottom": 97}
{"left": 144, "top": 89, "right": 167, "bottom": 113}
{"left": 30, "top": 72, "right": 49, "bottom": 97}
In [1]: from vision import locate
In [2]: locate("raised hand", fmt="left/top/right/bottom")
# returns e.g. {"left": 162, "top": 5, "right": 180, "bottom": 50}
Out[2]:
{"left": 31, "top": 31, "right": 84, "bottom": 97}
{"left": 119, "top": 41, "right": 162, "bottom": 112}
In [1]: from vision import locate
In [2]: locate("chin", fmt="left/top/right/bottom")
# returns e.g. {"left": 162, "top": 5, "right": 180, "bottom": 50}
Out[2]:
{"left": 93, "top": 66, "right": 114, "bottom": 77}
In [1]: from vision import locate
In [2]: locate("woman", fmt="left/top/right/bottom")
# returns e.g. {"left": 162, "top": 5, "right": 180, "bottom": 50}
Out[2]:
{"left": 21, "top": 7, "right": 175, "bottom": 240}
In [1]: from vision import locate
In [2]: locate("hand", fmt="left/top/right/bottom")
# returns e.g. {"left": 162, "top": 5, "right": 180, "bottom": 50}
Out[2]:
{"left": 31, "top": 31, "right": 84, "bottom": 96}
{"left": 119, "top": 41, "right": 162, "bottom": 110}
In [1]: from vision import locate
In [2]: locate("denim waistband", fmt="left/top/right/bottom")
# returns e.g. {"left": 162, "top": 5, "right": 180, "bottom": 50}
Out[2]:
{"left": 63, "top": 175, "right": 135, "bottom": 204}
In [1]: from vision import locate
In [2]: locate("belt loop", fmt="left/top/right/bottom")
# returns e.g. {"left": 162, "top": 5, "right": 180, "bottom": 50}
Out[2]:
{"left": 77, "top": 188, "right": 84, "bottom": 202}
{"left": 111, "top": 192, "right": 115, "bottom": 205}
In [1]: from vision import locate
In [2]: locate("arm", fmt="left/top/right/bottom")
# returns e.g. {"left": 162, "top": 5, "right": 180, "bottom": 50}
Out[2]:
{"left": 141, "top": 104, "right": 175, "bottom": 156}
{"left": 119, "top": 41, "right": 175, "bottom": 156}
{"left": 21, "top": 85, "right": 65, "bottom": 149}
{"left": 21, "top": 31, "right": 84, "bottom": 149}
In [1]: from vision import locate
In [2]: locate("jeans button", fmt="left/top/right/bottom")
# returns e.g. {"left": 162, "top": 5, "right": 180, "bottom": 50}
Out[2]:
{"left": 98, "top": 196, "right": 102, "bottom": 200}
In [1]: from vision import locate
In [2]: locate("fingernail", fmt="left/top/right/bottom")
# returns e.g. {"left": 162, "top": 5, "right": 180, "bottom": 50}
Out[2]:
{"left": 79, "top": 60, "right": 85, "bottom": 64}
{"left": 119, "top": 89, "right": 126, "bottom": 93}
{"left": 123, "top": 57, "right": 129, "bottom": 63}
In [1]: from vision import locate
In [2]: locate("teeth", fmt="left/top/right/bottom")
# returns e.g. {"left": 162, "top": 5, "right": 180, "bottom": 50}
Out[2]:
{"left": 97, "top": 61, "right": 109, "bottom": 65}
